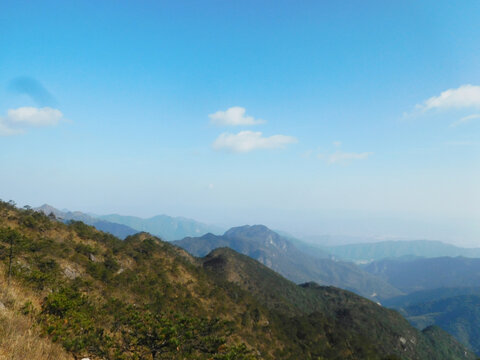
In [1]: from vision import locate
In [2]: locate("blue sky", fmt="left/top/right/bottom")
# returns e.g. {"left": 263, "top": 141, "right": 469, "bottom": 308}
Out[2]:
{"left": 1, "top": 0, "right": 479, "bottom": 244}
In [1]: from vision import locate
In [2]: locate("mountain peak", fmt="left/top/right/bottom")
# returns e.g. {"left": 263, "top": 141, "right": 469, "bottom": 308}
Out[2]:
{"left": 224, "top": 224, "right": 279, "bottom": 239}
{"left": 35, "top": 204, "right": 64, "bottom": 217}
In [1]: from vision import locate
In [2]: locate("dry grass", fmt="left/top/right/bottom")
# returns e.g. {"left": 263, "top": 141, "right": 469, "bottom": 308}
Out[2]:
{"left": 0, "top": 278, "right": 72, "bottom": 360}
{"left": 0, "top": 310, "right": 72, "bottom": 360}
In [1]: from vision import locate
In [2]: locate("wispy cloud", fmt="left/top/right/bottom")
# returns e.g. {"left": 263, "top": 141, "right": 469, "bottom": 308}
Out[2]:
{"left": 414, "top": 85, "right": 480, "bottom": 113}
{"left": 317, "top": 142, "right": 373, "bottom": 164}
{"left": 8, "top": 77, "right": 56, "bottom": 106}
{"left": 323, "top": 151, "right": 373, "bottom": 164}
{"left": 209, "top": 107, "right": 265, "bottom": 126}
{"left": 450, "top": 113, "right": 480, "bottom": 128}
{"left": 0, "top": 107, "right": 64, "bottom": 136}
{"left": 212, "top": 130, "right": 297, "bottom": 153}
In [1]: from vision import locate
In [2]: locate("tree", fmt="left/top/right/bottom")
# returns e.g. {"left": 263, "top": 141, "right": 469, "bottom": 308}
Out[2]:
{"left": 0, "top": 227, "right": 24, "bottom": 285}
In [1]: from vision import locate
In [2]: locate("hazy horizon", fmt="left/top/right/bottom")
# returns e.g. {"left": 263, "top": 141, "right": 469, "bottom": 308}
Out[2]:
{"left": 25, "top": 201, "right": 478, "bottom": 247}
{"left": 1, "top": 1, "right": 479, "bottom": 246}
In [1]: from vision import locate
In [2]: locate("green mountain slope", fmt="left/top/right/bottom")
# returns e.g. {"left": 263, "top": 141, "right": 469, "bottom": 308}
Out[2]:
{"left": 388, "top": 291, "right": 480, "bottom": 355}
{"left": 175, "top": 225, "right": 402, "bottom": 300}
{"left": 0, "top": 201, "right": 475, "bottom": 360}
{"left": 201, "top": 247, "right": 476, "bottom": 360}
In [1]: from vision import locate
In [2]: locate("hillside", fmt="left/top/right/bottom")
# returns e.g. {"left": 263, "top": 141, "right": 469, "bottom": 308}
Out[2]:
{"left": 327, "top": 240, "right": 480, "bottom": 263}
{"left": 201, "top": 247, "right": 476, "bottom": 360}
{"left": 363, "top": 257, "right": 480, "bottom": 293}
{"left": 403, "top": 295, "right": 480, "bottom": 355}
{"left": 0, "top": 200, "right": 476, "bottom": 359}
{"left": 363, "top": 257, "right": 480, "bottom": 353}
{"left": 384, "top": 288, "right": 480, "bottom": 355}
{"left": 175, "top": 225, "right": 402, "bottom": 300}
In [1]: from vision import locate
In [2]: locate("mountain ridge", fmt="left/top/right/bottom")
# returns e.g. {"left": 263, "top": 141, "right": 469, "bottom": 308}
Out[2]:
{"left": 97, "top": 212, "right": 225, "bottom": 241}
{"left": 175, "top": 224, "right": 403, "bottom": 300}
{"left": 35, "top": 204, "right": 139, "bottom": 239}
{"left": 35, "top": 204, "right": 225, "bottom": 241}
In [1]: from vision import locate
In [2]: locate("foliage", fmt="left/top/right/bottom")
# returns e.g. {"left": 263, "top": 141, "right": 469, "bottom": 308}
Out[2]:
{"left": 0, "top": 200, "right": 476, "bottom": 360}
{"left": 400, "top": 294, "right": 480, "bottom": 355}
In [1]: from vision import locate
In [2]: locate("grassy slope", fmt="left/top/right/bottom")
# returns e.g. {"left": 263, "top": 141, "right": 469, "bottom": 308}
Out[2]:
{"left": 0, "top": 278, "right": 72, "bottom": 360}
{"left": 0, "top": 201, "right": 476, "bottom": 360}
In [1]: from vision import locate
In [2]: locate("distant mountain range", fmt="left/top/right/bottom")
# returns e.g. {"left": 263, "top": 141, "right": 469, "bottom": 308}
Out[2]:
{"left": 327, "top": 240, "right": 480, "bottom": 263}
{"left": 35, "top": 204, "right": 224, "bottom": 241}
{"left": 383, "top": 287, "right": 480, "bottom": 309}
{"left": 98, "top": 213, "right": 225, "bottom": 241}
{"left": 35, "top": 204, "right": 139, "bottom": 239}
{"left": 362, "top": 257, "right": 480, "bottom": 293}
{"left": 174, "top": 225, "right": 402, "bottom": 301}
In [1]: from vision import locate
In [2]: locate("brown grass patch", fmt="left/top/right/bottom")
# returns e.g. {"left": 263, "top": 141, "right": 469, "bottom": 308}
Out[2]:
{"left": 0, "top": 279, "right": 72, "bottom": 360}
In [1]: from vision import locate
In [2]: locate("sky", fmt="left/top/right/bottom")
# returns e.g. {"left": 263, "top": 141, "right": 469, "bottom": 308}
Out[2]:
{"left": 1, "top": 0, "right": 479, "bottom": 245}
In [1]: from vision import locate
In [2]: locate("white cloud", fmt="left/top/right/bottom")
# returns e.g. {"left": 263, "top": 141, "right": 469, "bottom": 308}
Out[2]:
{"left": 7, "top": 107, "right": 63, "bottom": 126}
{"left": 415, "top": 85, "right": 480, "bottom": 112}
{"left": 318, "top": 151, "right": 373, "bottom": 164}
{"left": 333, "top": 141, "right": 342, "bottom": 147}
{"left": 212, "top": 130, "right": 297, "bottom": 153}
{"left": 209, "top": 106, "right": 265, "bottom": 126}
{"left": 450, "top": 113, "right": 480, "bottom": 128}
{"left": 0, "top": 107, "right": 64, "bottom": 136}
